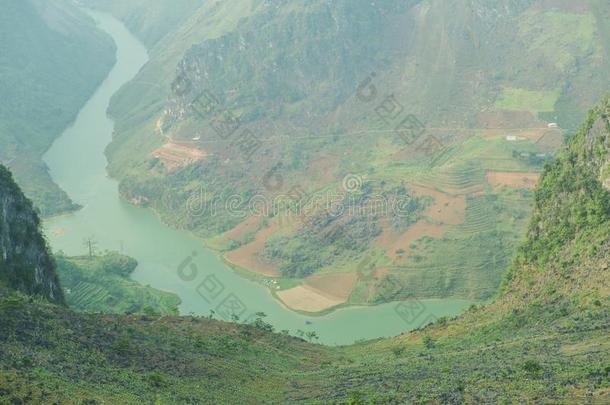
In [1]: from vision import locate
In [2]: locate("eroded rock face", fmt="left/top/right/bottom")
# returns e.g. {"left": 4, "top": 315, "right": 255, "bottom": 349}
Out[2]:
{"left": 581, "top": 100, "right": 610, "bottom": 190}
{"left": 0, "top": 165, "right": 64, "bottom": 304}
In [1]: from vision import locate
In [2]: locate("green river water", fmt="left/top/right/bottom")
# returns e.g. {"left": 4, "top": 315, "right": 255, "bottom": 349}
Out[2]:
{"left": 43, "top": 11, "right": 472, "bottom": 345}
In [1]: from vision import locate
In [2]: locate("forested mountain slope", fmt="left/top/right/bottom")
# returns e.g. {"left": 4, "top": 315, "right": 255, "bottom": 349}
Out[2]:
{"left": 0, "top": 0, "right": 115, "bottom": 216}
{"left": 0, "top": 99, "right": 608, "bottom": 404}
{"left": 85, "top": 0, "right": 610, "bottom": 311}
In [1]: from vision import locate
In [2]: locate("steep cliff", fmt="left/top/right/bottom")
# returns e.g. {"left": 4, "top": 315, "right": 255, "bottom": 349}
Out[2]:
{"left": 0, "top": 165, "right": 63, "bottom": 304}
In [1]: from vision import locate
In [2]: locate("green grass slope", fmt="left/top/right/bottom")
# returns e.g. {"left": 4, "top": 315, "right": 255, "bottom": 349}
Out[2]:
{"left": 0, "top": 99, "right": 608, "bottom": 404}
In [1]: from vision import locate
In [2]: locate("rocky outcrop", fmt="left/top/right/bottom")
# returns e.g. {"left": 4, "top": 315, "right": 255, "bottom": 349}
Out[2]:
{"left": 0, "top": 165, "right": 63, "bottom": 304}
{"left": 586, "top": 102, "right": 610, "bottom": 190}
{"left": 499, "top": 96, "right": 610, "bottom": 308}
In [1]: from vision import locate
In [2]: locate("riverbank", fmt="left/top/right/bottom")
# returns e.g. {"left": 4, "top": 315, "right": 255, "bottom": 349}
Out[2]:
{"left": 42, "top": 10, "right": 475, "bottom": 345}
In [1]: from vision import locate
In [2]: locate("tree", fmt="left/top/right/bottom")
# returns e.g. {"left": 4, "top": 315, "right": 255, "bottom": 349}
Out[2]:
{"left": 82, "top": 236, "right": 98, "bottom": 257}
{"left": 305, "top": 331, "right": 319, "bottom": 343}
{"left": 391, "top": 345, "right": 405, "bottom": 356}
{"left": 423, "top": 335, "right": 435, "bottom": 349}
{"left": 523, "top": 359, "right": 543, "bottom": 376}
{"left": 250, "top": 312, "right": 274, "bottom": 332}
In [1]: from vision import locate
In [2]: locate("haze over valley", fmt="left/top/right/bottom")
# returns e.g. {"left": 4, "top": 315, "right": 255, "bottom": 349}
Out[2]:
{"left": 0, "top": 0, "right": 609, "bottom": 403}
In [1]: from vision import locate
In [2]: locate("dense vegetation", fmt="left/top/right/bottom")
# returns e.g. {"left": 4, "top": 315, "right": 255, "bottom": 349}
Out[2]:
{"left": 0, "top": 0, "right": 115, "bottom": 216}
{"left": 263, "top": 184, "right": 427, "bottom": 278}
{"left": 516, "top": 111, "right": 610, "bottom": 269}
{"left": 0, "top": 98, "right": 608, "bottom": 403}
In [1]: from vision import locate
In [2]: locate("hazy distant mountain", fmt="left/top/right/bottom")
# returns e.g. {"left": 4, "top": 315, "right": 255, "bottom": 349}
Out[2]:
{"left": 0, "top": 0, "right": 115, "bottom": 216}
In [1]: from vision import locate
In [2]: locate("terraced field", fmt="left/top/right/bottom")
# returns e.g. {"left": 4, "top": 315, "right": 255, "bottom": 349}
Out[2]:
{"left": 213, "top": 123, "right": 557, "bottom": 312}
{"left": 56, "top": 254, "right": 181, "bottom": 315}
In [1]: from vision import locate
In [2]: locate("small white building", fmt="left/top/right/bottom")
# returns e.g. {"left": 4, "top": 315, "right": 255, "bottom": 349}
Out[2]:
{"left": 548, "top": 123, "right": 559, "bottom": 129}
{"left": 506, "top": 135, "right": 517, "bottom": 141}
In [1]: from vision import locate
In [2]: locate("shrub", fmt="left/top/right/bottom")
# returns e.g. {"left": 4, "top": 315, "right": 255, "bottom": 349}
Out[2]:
{"left": 423, "top": 336, "right": 435, "bottom": 349}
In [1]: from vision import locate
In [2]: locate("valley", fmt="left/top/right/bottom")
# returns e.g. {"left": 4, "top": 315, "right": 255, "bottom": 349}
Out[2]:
{"left": 0, "top": 0, "right": 115, "bottom": 216}
{"left": 1, "top": 96, "right": 608, "bottom": 403}
{"left": 42, "top": 9, "right": 472, "bottom": 345}
{"left": 76, "top": 0, "right": 609, "bottom": 319}
{"left": 35, "top": 0, "right": 609, "bottom": 321}
{"left": 0, "top": 0, "right": 608, "bottom": 402}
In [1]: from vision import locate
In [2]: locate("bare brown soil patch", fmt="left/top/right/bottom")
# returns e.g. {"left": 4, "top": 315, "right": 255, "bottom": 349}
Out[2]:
{"left": 304, "top": 272, "right": 358, "bottom": 301}
{"left": 224, "top": 216, "right": 261, "bottom": 242}
{"left": 486, "top": 171, "right": 540, "bottom": 190}
{"left": 409, "top": 184, "right": 467, "bottom": 225}
{"left": 276, "top": 286, "right": 344, "bottom": 312}
{"left": 374, "top": 183, "right": 467, "bottom": 260}
{"left": 375, "top": 219, "right": 445, "bottom": 260}
{"left": 224, "top": 222, "right": 280, "bottom": 277}
{"left": 151, "top": 142, "right": 206, "bottom": 172}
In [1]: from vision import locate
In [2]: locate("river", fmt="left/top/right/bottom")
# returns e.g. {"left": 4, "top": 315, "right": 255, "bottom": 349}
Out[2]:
{"left": 43, "top": 10, "right": 471, "bottom": 345}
